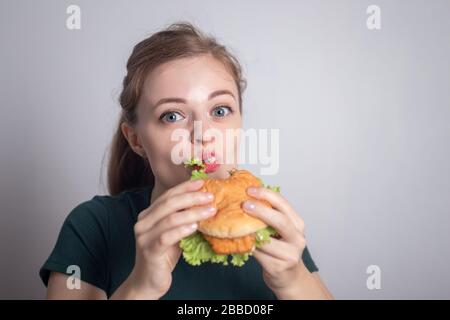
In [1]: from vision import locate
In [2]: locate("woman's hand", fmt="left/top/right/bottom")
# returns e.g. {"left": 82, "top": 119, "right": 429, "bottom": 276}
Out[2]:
{"left": 112, "top": 179, "right": 216, "bottom": 299}
{"left": 242, "top": 186, "right": 309, "bottom": 298}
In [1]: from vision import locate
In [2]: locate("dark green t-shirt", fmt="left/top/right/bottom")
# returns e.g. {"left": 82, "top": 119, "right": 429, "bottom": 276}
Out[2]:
{"left": 39, "top": 185, "right": 319, "bottom": 299}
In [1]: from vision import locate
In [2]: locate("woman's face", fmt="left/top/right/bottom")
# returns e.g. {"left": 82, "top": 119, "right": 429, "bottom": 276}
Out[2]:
{"left": 133, "top": 54, "right": 242, "bottom": 191}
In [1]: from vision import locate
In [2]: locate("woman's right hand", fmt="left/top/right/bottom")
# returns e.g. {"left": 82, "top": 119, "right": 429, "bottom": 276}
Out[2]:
{"left": 111, "top": 179, "right": 216, "bottom": 299}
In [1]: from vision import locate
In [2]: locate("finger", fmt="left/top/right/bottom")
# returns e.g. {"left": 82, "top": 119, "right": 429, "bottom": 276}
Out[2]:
{"left": 252, "top": 248, "right": 286, "bottom": 274}
{"left": 153, "top": 205, "right": 217, "bottom": 234}
{"left": 139, "top": 179, "right": 205, "bottom": 220}
{"left": 136, "top": 222, "right": 199, "bottom": 254}
{"left": 257, "top": 237, "right": 301, "bottom": 263}
{"left": 159, "top": 178, "right": 206, "bottom": 203}
{"left": 247, "top": 187, "right": 304, "bottom": 232}
{"left": 135, "top": 191, "right": 214, "bottom": 234}
{"left": 242, "top": 200, "right": 299, "bottom": 243}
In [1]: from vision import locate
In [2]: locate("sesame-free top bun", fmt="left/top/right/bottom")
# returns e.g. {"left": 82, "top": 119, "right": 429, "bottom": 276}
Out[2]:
{"left": 197, "top": 169, "right": 271, "bottom": 238}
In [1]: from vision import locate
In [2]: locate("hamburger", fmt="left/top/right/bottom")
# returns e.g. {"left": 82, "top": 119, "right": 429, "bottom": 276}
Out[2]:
{"left": 180, "top": 154, "right": 280, "bottom": 267}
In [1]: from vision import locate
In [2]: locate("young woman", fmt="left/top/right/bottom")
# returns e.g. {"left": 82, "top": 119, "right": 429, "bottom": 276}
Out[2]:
{"left": 40, "top": 22, "right": 333, "bottom": 300}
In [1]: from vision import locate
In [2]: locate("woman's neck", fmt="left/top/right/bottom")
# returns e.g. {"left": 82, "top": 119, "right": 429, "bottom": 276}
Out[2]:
{"left": 150, "top": 180, "right": 165, "bottom": 204}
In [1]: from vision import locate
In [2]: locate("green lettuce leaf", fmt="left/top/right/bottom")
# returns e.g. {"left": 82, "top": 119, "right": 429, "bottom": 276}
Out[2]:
{"left": 184, "top": 157, "right": 208, "bottom": 180}
{"left": 256, "top": 178, "right": 281, "bottom": 193}
{"left": 179, "top": 231, "right": 228, "bottom": 266}
{"left": 255, "top": 226, "right": 278, "bottom": 246}
{"left": 184, "top": 157, "right": 204, "bottom": 168}
{"left": 190, "top": 169, "right": 209, "bottom": 180}
{"left": 179, "top": 226, "right": 279, "bottom": 267}
{"left": 230, "top": 253, "right": 250, "bottom": 267}
{"left": 265, "top": 185, "right": 280, "bottom": 192}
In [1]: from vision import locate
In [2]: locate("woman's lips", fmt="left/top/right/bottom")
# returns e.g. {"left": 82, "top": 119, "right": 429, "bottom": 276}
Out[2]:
{"left": 202, "top": 150, "right": 220, "bottom": 173}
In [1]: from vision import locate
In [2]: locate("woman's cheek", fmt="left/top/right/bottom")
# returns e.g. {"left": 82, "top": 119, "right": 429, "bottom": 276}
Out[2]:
{"left": 221, "top": 128, "right": 241, "bottom": 166}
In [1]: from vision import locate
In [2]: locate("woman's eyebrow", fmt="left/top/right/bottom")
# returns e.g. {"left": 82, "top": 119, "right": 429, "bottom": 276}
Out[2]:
{"left": 153, "top": 89, "right": 236, "bottom": 109}
{"left": 208, "top": 89, "right": 236, "bottom": 101}
{"left": 153, "top": 97, "right": 186, "bottom": 109}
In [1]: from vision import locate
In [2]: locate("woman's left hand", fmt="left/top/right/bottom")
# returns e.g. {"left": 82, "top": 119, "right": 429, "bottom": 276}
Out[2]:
{"left": 242, "top": 186, "right": 309, "bottom": 296}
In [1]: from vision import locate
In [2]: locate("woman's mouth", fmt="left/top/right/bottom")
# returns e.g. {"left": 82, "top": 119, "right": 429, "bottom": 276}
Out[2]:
{"left": 202, "top": 150, "right": 220, "bottom": 173}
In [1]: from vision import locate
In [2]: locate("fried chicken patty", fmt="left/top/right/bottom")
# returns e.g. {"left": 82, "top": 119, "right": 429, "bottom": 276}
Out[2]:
{"left": 203, "top": 233, "right": 256, "bottom": 255}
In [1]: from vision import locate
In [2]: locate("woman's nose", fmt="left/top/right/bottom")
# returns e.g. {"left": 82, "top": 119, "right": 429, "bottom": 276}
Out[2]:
{"left": 190, "top": 119, "right": 215, "bottom": 145}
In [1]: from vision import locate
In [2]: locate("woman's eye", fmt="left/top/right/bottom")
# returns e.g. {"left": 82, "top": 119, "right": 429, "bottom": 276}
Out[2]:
{"left": 160, "top": 111, "right": 184, "bottom": 123}
{"left": 212, "top": 105, "right": 232, "bottom": 118}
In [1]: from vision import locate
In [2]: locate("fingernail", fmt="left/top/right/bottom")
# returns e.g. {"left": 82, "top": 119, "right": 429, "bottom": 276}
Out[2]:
{"left": 202, "top": 206, "right": 216, "bottom": 215}
{"left": 192, "top": 179, "right": 204, "bottom": 186}
{"left": 243, "top": 200, "right": 255, "bottom": 211}
{"left": 189, "top": 223, "right": 198, "bottom": 229}
{"left": 204, "top": 192, "right": 214, "bottom": 200}
{"left": 247, "top": 187, "right": 258, "bottom": 196}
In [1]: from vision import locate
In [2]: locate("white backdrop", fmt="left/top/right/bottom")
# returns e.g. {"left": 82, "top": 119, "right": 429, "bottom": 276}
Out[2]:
{"left": 1, "top": 0, "right": 449, "bottom": 299}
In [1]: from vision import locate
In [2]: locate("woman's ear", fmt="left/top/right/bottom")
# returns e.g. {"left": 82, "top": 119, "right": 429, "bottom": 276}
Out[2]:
{"left": 121, "top": 122, "right": 146, "bottom": 158}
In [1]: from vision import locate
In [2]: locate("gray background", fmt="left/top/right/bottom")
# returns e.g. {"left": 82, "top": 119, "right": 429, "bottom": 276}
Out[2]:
{"left": 1, "top": 0, "right": 449, "bottom": 299}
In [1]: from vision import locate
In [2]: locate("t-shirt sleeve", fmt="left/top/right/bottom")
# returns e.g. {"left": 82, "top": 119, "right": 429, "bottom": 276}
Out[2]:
{"left": 39, "top": 196, "right": 109, "bottom": 293}
{"left": 302, "top": 246, "right": 319, "bottom": 273}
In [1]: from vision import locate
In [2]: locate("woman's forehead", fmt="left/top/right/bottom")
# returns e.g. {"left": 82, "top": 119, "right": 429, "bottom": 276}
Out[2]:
{"left": 143, "top": 55, "right": 237, "bottom": 104}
